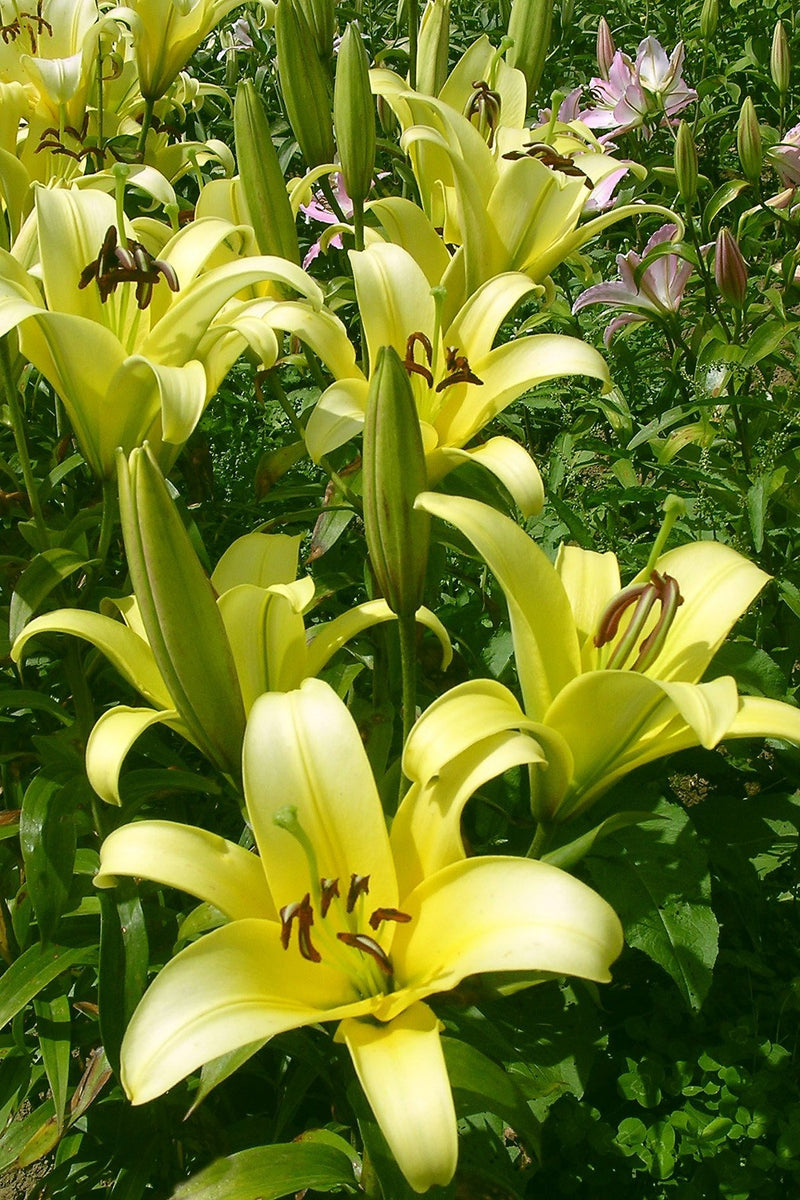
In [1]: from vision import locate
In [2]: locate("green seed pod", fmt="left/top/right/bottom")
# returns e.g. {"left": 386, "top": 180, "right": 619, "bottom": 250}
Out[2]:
{"left": 334, "top": 23, "right": 376, "bottom": 208}
{"left": 234, "top": 81, "right": 300, "bottom": 264}
{"left": 276, "top": 0, "right": 334, "bottom": 168}
{"left": 674, "top": 120, "right": 698, "bottom": 204}
{"left": 362, "top": 346, "right": 430, "bottom": 618}
{"left": 737, "top": 97, "right": 762, "bottom": 184}
{"left": 771, "top": 20, "right": 791, "bottom": 96}
{"left": 506, "top": 0, "right": 553, "bottom": 106}
{"left": 117, "top": 446, "right": 246, "bottom": 778}
{"left": 416, "top": 0, "right": 451, "bottom": 96}
{"left": 700, "top": 0, "right": 718, "bottom": 42}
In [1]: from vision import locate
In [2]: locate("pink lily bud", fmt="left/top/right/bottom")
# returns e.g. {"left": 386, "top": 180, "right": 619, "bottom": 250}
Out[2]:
{"left": 596, "top": 17, "right": 615, "bottom": 80}
{"left": 715, "top": 229, "right": 748, "bottom": 308}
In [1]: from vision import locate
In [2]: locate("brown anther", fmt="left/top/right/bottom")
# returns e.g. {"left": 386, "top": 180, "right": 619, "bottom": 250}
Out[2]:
{"left": 320, "top": 877, "right": 340, "bottom": 917}
{"left": 593, "top": 581, "right": 651, "bottom": 649}
{"left": 346, "top": 874, "right": 370, "bottom": 913}
{"left": 368, "top": 907, "right": 412, "bottom": 930}
{"left": 402, "top": 332, "right": 434, "bottom": 387}
{"left": 337, "top": 932, "right": 393, "bottom": 975}
{"left": 79, "top": 226, "right": 180, "bottom": 309}
{"left": 502, "top": 142, "right": 587, "bottom": 180}
{"left": 279, "top": 893, "right": 321, "bottom": 962}
{"left": 435, "top": 346, "right": 484, "bottom": 392}
{"left": 594, "top": 570, "right": 684, "bottom": 672}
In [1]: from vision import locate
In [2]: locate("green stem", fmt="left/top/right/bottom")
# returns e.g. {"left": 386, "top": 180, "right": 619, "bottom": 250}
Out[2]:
{"left": 397, "top": 612, "right": 417, "bottom": 802}
{"left": 264, "top": 369, "right": 305, "bottom": 440}
{"left": 0, "top": 339, "right": 47, "bottom": 543}
{"left": 319, "top": 174, "right": 348, "bottom": 223}
{"left": 138, "top": 96, "right": 155, "bottom": 158}
{"left": 527, "top": 819, "right": 551, "bottom": 859}
{"left": 408, "top": 0, "right": 419, "bottom": 90}
{"left": 352, "top": 197, "right": 365, "bottom": 252}
{"left": 95, "top": 476, "right": 118, "bottom": 568}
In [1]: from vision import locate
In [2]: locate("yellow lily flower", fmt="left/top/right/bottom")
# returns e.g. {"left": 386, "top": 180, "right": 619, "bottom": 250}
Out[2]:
{"left": 0, "top": 185, "right": 321, "bottom": 476}
{"left": 110, "top": 0, "right": 241, "bottom": 101}
{"left": 411, "top": 493, "right": 800, "bottom": 826}
{"left": 285, "top": 240, "right": 609, "bottom": 516}
{"left": 369, "top": 74, "right": 670, "bottom": 313}
{"left": 14, "top": 447, "right": 450, "bottom": 802}
{"left": 94, "top": 678, "right": 623, "bottom": 1192}
{"left": 0, "top": 0, "right": 102, "bottom": 125}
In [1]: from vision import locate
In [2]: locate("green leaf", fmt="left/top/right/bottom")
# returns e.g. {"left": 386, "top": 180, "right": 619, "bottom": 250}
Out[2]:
{"left": 169, "top": 1142, "right": 358, "bottom": 1199}
{"left": 543, "top": 812, "right": 661, "bottom": 871}
{"left": 585, "top": 799, "right": 719, "bottom": 1010}
{"left": 0, "top": 688, "right": 72, "bottom": 726}
{"left": 0, "top": 1096, "right": 58, "bottom": 1171}
{"left": 702, "top": 180, "right": 750, "bottom": 230}
{"left": 0, "top": 942, "right": 93, "bottom": 1032}
{"left": 33, "top": 991, "right": 71, "bottom": 1132}
{"left": 9, "top": 549, "right": 92, "bottom": 644}
{"left": 443, "top": 1037, "right": 541, "bottom": 1161}
{"left": 19, "top": 773, "right": 80, "bottom": 941}
{"left": 188, "top": 1041, "right": 266, "bottom": 1116}
{"left": 98, "top": 884, "right": 149, "bottom": 1077}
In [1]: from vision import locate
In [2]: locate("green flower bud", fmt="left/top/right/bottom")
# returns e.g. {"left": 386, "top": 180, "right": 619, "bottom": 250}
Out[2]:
{"left": 295, "top": 0, "right": 335, "bottom": 60}
{"left": 506, "top": 0, "right": 553, "bottom": 106}
{"left": 771, "top": 20, "right": 791, "bottom": 96}
{"left": 416, "top": 0, "right": 451, "bottom": 96}
{"left": 234, "top": 81, "right": 300, "bottom": 264}
{"left": 596, "top": 17, "right": 615, "bottom": 79}
{"left": 276, "top": 0, "right": 334, "bottom": 168}
{"left": 117, "top": 446, "right": 246, "bottom": 778}
{"left": 715, "top": 228, "right": 748, "bottom": 309}
{"left": 700, "top": 0, "right": 718, "bottom": 42}
{"left": 362, "top": 346, "right": 430, "bottom": 618}
{"left": 334, "top": 23, "right": 376, "bottom": 208}
{"left": 737, "top": 97, "right": 762, "bottom": 184}
{"left": 674, "top": 120, "right": 698, "bottom": 204}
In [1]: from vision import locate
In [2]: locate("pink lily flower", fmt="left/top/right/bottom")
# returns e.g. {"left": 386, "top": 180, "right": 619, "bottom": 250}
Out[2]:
{"left": 581, "top": 37, "right": 696, "bottom": 138}
{"left": 299, "top": 173, "right": 353, "bottom": 269}
{"left": 573, "top": 224, "right": 693, "bottom": 344}
{"left": 768, "top": 122, "right": 800, "bottom": 188}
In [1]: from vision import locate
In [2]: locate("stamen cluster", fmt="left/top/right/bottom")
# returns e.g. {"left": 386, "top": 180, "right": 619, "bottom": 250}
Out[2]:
{"left": 594, "top": 569, "right": 684, "bottom": 672}
{"left": 79, "top": 225, "right": 180, "bottom": 309}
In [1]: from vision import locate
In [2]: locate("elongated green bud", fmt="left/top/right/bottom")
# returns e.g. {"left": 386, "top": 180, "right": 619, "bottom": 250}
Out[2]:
{"left": 771, "top": 20, "right": 791, "bottom": 96}
{"left": 700, "top": 0, "right": 718, "bottom": 41}
{"left": 234, "top": 82, "right": 300, "bottom": 264}
{"left": 416, "top": 0, "right": 450, "bottom": 96}
{"left": 296, "top": 0, "right": 335, "bottom": 59}
{"left": 596, "top": 16, "right": 615, "bottom": 79}
{"left": 506, "top": 0, "right": 553, "bottom": 105}
{"left": 362, "top": 346, "right": 430, "bottom": 618}
{"left": 737, "top": 97, "right": 762, "bottom": 184}
{"left": 334, "top": 24, "right": 376, "bottom": 208}
{"left": 715, "top": 228, "right": 748, "bottom": 308}
{"left": 674, "top": 120, "right": 698, "bottom": 204}
{"left": 276, "top": 0, "right": 334, "bottom": 167}
{"left": 116, "top": 446, "right": 246, "bottom": 778}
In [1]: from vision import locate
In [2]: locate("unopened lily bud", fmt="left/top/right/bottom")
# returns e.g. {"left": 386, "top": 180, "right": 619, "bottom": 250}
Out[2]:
{"left": 737, "top": 97, "right": 762, "bottom": 183}
{"left": 234, "top": 81, "right": 300, "bottom": 264}
{"left": 334, "top": 24, "right": 375, "bottom": 208}
{"left": 296, "top": 0, "right": 335, "bottom": 59}
{"left": 700, "top": 0, "right": 718, "bottom": 41}
{"left": 362, "top": 346, "right": 430, "bottom": 618}
{"left": 276, "top": 0, "right": 334, "bottom": 167}
{"left": 715, "top": 228, "right": 748, "bottom": 308}
{"left": 674, "top": 120, "right": 698, "bottom": 204}
{"left": 596, "top": 17, "right": 615, "bottom": 79}
{"left": 771, "top": 20, "right": 791, "bottom": 96}
{"left": 507, "top": 0, "right": 553, "bottom": 105}
{"left": 416, "top": 0, "right": 450, "bottom": 96}
{"left": 116, "top": 446, "right": 246, "bottom": 778}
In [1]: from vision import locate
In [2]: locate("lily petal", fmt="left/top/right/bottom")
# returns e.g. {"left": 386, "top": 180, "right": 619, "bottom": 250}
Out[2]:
{"left": 416, "top": 493, "right": 581, "bottom": 719}
{"left": 337, "top": 1004, "right": 457, "bottom": 1194}
{"left": 243, "top": 679, "right": 398, "bottom": 912}
{"left": 86, "top": 705, "right": 184, "bottom": 806}
{"left": 723, "top": 695, "right": 800, "bottom": 745}
{"left": 427, "top": 437, "right": 544, "bottom": 518}
{"left": 304, "top": 600, "right": 452, "bottom": 680}
{"left": 95, "top": 820, "right": 276, "bottom": 921}
{"left": 555, "top": 544, "right": 621, "bottom": 651}
{"left": 392, "top": 731, "right": 546, "bottom": 897}
{"left": 392, "top": 856, "right": 624, "bottom": 993}
{"left": 211, "top": 532, "right": 303, "bottom": 592}
{"left": 120, "top": 919, "right": 372, "bottom": 1105}
{"left": 304, "top": 378, "right": 369, "bottom": 461}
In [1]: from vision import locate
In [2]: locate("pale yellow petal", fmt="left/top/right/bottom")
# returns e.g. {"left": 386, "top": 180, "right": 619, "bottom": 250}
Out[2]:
{"left": 242, "top": 680, "right": 398, "bottom": 913}
{"left": 86, "top": 705, "right": 183, "bottom": 806}
{"left": 427, "top": 437, "right": 544, "bottom": 518}
{"left": 121, "top": 920, "right": 372, "bottom": 1105}
{"left": 95, "top": 820, "right": 276, "bottom": 921}
{"left": 723, "top": 695, "right": 800, "bottom": 744}
{"left": 212, "top": 532, "right": 303, "bottom": 593}
{"left": 337, "top": 1004, "right": 457, "bottom": 1193}
{"left": 555, "top": 544, "right": 621, "bottom": 651}
{"left": 416, "top": 493, "right": 581, "bottom": 719}
{"left": 391, "top": 856, "right": 624, "bottom": 993}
